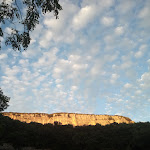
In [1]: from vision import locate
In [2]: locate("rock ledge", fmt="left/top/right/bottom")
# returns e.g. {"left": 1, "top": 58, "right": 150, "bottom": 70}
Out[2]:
{"left": 2, "top": 112, "right": 134, "bottom": 126}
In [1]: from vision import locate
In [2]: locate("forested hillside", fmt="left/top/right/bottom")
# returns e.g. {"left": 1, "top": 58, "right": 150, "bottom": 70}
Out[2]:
{"left": 0, "top": 114, "right": 150, "bottom": 150}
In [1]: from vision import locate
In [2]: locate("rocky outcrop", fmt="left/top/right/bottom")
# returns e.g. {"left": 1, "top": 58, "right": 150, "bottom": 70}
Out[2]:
{"left": 2, "top": 112, "right": 134, "bottom": 126}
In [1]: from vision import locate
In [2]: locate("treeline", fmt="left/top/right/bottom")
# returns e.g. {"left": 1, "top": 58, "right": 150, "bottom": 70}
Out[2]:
{"left": 0, "top": 114, "right": 150, "bottom": 150}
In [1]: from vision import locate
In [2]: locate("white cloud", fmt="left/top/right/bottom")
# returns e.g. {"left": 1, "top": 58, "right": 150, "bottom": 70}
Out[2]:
{"left": 121, "top": 61, "right": 132, "bottom": 69}
{"left": 5, "top": 0, "right": 13, "bottom": 4}
{"left": 19, "top": 59, "right": 29, "bottom": 67}
{"left": 4, "top": 66, "right": 20, "bottom": 76}
{"left": 135, "top": 90, "right": 142, "bottom": 95}
{"left": 110, "top": 73, "right": 120, "bottom": 84}
{"left": 71, "top": 86, "right": 78, "bottom": 91}
{"left": 138, "top": 7, "right": 150, "bottom": 18}
{"left": 53, "top": 67, "right": 62, "bottom": 78}
{"left": 69, "top": 54, "right": 81, "bottom": 61}
{"left": 0, "top": 54, "right": 7, "bottom": 59}
{"left": 39, "top": 31, "right": 53, "bottom": 48}
{"left": 55, "top": 79, "right": 63, "bottom": 84}
{"left": 139, "top": 72, "right": 150, "bottom": 89}
{"left": 104, "top": 35, "right": 114, "bottom": 44}
{"left": 135, "top": 51, "right": 144, "bottom": 58}
{"left": 44, "top": 18, "right": 64, "bottom": 31}
{"left": 139, "top": 44, "right": 147, "bottom": 51}
{"left": 22, "top": 47, "right": 41, "bottom": 58}
{"left": 116, "top": 0, "right": 135, "bottom": 14}
{"left": 138, "top": 1, "right": 150, "bottom": 28}
{"left": 72, "top": 64, "right": 88, "bottom": 70}
{"left": 90, "top": 63, "right": 103, "bottom": 76}
{"left": 56, "top": 84, "right": 63, "bottom": 89}
{"left": 72, "top": 5, "right": 96, "bottom": 30}
{"left": 101, "top": 16, "right": 114, "bottom": 26}
{"left": 81, "top": 0, "right": 114, "bottom": 8}
{"left": 124, "top": 83, "right": 132, "bottom": 88}
{"left": 147, "top": 59, "right": 150, "bottom": 64}
{"left": 0, "top": 0, "right": 150, "bottom": 122}
{"left": 4, "top": 27, "right": 12, "bottom": 34}
{"left": 135, "top": 44, "right": 147, "bottom": 58}
{"left": 115, "top": 26, "right": 124, "bottom": 35}
{"left": 33, "top": 48, "right": 58, "bottom": 68}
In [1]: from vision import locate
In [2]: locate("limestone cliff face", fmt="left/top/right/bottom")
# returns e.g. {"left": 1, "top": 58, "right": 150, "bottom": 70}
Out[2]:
{"left": 2, "top": 112, "right": 134, "bottom": 126}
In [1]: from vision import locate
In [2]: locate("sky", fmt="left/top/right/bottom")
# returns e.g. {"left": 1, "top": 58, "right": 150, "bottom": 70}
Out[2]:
{"left": 0, "top": 0, "right": 150, "bottom": 122}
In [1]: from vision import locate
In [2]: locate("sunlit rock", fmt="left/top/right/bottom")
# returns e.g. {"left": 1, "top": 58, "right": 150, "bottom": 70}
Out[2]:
{"left": 2, "top": 112, "right": 134, "bottom": 126}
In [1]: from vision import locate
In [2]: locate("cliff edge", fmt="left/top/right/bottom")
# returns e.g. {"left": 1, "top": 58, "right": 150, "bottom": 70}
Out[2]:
{"left": 1, "top": 112, "right": 134, "bottom": 126}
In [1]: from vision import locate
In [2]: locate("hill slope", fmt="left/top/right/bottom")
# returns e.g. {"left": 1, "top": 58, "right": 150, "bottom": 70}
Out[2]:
{"left": 0, "top": 113, "right": 150, "bottom": 150}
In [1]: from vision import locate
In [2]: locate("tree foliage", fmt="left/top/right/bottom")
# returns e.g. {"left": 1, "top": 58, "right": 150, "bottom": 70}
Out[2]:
{"left": 0, "top": 115, "right": 150, "bottom": 150}
{"left": 0, "top": 88, "right": 10, "bottom": 111}
{"left": 0, "top": 0, "right": 62, "bottom": 51}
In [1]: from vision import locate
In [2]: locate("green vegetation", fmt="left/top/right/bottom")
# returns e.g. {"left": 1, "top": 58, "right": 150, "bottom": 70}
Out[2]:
{"left": 0, "top": 114, "right": 150, "bottom": 150}
{"left": 0, "top": 0, "right": 62, "bottom": 51}
{"left": 0, "top": 88, "right": 10, "bottom": 112}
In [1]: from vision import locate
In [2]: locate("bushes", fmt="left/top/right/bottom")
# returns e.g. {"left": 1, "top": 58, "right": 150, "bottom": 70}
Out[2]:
{"left": 0, "top": 114, "right": 150, "bottom": 150}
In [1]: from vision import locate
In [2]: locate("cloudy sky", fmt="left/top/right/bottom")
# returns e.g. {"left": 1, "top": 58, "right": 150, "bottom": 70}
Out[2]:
{"left": 0, "top": 0, "right": 150, "bottom": 122}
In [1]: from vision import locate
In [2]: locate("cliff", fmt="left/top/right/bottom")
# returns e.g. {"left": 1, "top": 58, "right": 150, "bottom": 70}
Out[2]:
{"left": 1, "top": 112, "right": 134, "bottom": 126}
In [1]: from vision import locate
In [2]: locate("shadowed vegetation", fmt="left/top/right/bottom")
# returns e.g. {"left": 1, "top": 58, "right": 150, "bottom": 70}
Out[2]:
{"left": 0, "top": 114, "right": 150, "bottom": 150}
{"left": 0, "top": 0, "right": 62, "bottom": 51}
{"left": 0, "top": 88, "right": 10, "bottom": 112}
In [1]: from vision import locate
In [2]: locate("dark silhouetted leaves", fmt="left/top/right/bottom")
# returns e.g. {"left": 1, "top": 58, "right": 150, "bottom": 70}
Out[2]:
{"left": 0, "top": 88, "right": 10, "bottom": 112}
{"left": 0, "top": 114, "right": 150, "bottom": 150}
{"left": 0, "top": 0, "right": 62, "bottom": 51}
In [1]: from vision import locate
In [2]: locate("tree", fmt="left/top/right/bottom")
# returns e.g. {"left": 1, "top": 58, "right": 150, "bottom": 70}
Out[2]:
{"left": 0, "top": 88, "right": 10, "bottom": 111}
{"left": 0, "top": 0, "right": 62, "bottom": 51}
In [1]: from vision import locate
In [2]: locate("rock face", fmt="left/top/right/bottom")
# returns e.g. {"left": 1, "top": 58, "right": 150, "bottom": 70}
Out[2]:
{"left": 2, "top": 112, "right": 134, "bottom": 126}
